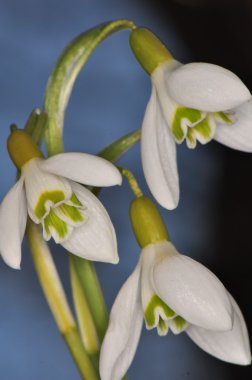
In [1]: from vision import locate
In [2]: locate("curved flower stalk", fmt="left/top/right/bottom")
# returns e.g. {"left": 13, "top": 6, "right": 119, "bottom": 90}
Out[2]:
{"left": 0, "top": 129, "right": 122, "bottom": 269}
{"left": 100, "top": 195, "right": 251, "bottom": 380}
{"left": 130, "top": 28, "right": 252, "bottom": 209}
{"left": 100, "top": 240, "right": 251, "bottom": 380}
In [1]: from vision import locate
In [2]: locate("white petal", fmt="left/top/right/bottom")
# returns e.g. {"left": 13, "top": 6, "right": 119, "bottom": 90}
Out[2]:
{"left": 152, "top": 241, "right": 233, "bottom": 331}
{"left": 214, "top": 99, "right": 252, "bottom": 152}
{"left": 0, "top": 177, "right": 27, "bottom": 269}
{"left": 140, "top": 243, "right": 176, "bottom": 331}
{"left": 186, "top": 294, "right": 251, "bottom": 365}
{"left": 99, "top": 262, "right": 143, "bottom": 380}
{"left": 141, "top": 86, "right": 179, "bottom": 210}
{"left": 61, "top": 182, "right": 118, "bottom": 263}
{"left": 166, "top": 62, "right": 251, "bottom": 112}
{"left": 22, "top": 158, "right": 72, "bottom": 223}
{"left": 140, "top": 244, "right": 157, "bottom": 312}
{"left": 40, "top": 152, "right": 122, "bottom": 187}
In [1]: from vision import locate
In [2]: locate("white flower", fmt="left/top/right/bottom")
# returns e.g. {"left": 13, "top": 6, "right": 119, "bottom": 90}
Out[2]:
{"left": 99, "top": 241, "right": 251, "bottom": 380}
{"left": 0, "top": 152, "right": 122, "bottom": 269}
{"left": 141, "top": 60, "right": 252, "bottom": 209}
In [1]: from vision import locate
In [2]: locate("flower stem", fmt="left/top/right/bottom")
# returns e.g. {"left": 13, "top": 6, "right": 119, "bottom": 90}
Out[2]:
{"left": 26, "top": 220, "right": 99, "bottom": 380}
{"left": 69, "top": 255, "right": 100, "bottom": 354}
{"left": 70, "top": 255, "right": 109, "bottom": 342}
{"left": 119, "top": 167, "right": 143, "bottom": 198}
{"left": 43, "top": 19, "right": 136, "bottom": 155}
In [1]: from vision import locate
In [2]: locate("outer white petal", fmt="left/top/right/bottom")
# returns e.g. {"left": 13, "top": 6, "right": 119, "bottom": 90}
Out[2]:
{"left": 0, "top": 177, "right": 27, "bottom": 269}
{"left": 166, "top": 62, "right": 251, "bottom": 112}
{"left": 100, "top": 261, "right": 143, "bottom": 380}
{"left": 152, "top": 241, "right": 233, "bottom": 331}
{"left": 141, "top": 86, "right": 179, "bottom": 210}
{"left": 40, "top": 152, "right": 122, "bottom": 187}
{"left": 61, "top": 182, "right": 118, "bottom": 263}
{"left": 186, "top": 294, "right": 251, "bottom": 365}
{"left": 214, "top": 99, "right": 252, "bottom": 152}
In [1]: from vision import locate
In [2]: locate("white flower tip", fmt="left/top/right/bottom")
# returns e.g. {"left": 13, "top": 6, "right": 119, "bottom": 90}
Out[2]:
{"left": 114, "top": 169, "right": 123, "bottom": 186}
{"left": 2, "top": 255, "right": 21, "bottom": 270}
{"left": 216, "top": 310, "right": 233, "bottom": 332}
{"left": 187, "top": 293, "right": 251, "bottom": 366}
{"left": 97, "top": 164, "right": 122, "bottom": 187}
{"left": 159, "top": 193, "right": 179, "bottom": 210}
{"left": 237, "top": 352, "right": 252, "bottom": 366}
{"left": 13, "top": 263, "right": 21, "bottom": 270}
{"left": 107, "top": 253, "right": 120, "bottom": 265}
{"left": 96, "top": 160, "right": 122, "bottom": 187}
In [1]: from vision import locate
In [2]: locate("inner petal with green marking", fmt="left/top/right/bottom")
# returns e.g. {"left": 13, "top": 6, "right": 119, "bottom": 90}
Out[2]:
{"left": 169, "top": 315, "right": 188, "bottom": 334}
{"left": 43, "top": 209, "right": 73, "bottom": 243}
{"left": 34, "top": 190, "right": 66, "bottom": 220}
{"left": 171, "top": 107, "right": 205, "bottom": 144}
{"left": 38, "top": 191, "right": 86, "bottom": 243}
{"left": 144, "top": 294, "right": 175, "bottom": 336}
{"left": 186, "top": 114, "right": 216, "bottom": 149}
{"left": 171, "top": 107, "right": 234, "bottom": 149}
{"left": 144, "top": 294, "right": 188, "bottom": 336}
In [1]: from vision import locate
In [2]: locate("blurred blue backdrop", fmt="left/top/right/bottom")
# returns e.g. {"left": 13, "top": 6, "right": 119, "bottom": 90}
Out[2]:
{"left": 0, "top": 1, "right": 251, "bottom": 379}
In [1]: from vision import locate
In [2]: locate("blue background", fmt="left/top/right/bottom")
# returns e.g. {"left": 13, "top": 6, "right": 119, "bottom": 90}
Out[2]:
{"left": 0, "top": 1, "right": 251, "bottom": 379}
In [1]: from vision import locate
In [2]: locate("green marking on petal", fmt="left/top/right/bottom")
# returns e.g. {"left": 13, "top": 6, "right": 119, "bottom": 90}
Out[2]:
{"left": 186, "top": 128, "right": 196, "bottom": 149}
{"left": 44, "top": 209, "right": 69, "bottom": 240}
{"left": 214, "top": 111, "right": 233, "bottom": 124}
{"left": 171, "top": 107, "right": 202, "bottom": 143}
{"left": 57, "top": 203, "right": 85, "bottom": 223}
{"left": 35, "top": 190, "right": 65, "bottom": 219}
{"left": 70, "top": 193, "right": 82, "bottom": 206}
{"left": 144, "top": 294, "right": 176, "bottom": 329}
{"left": 172, "top": 315, "right": 188, "bottom": 332}
{"left": 157, "top": 317, "right": 169, "bottom": 336}
{"left": 192, "top": 116, "right": 213, "bottom": 142}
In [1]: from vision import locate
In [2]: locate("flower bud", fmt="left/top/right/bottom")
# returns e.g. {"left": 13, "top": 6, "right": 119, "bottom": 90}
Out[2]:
{"left": 129, "top": 27, "right": 173, "bottom": 75}
{"left": 130, "top": 196, "right": 169, "bottom": 248}
{"left": 7, "top": 129, "right": 43, "bottom": 169}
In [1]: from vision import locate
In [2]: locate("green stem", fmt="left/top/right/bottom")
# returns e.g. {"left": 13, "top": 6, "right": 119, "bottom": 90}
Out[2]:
{"left": 70, "top": 255, "right": 100, "bottom": 354}
{"left": 26, "top": 220, "right": 99, "bottom": 380}
{"left": 43, "top": 19, "right": 136, "bottom": 155}
{"left": 119, "top": 167, "right": 143, "bottom": 198}
{"left": 98, "top": 129, "right": 141, "bottom": 163}
{"left": 71, "top": 256, "right": 109, "bottom": 342}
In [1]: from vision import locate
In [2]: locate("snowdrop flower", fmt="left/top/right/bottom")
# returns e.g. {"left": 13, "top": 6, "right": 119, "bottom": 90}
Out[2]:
{"left": 130, "top": 28, "right": 252, "bottom": 209}
{"left": 0, "top": 129, "right": 122, "bottom": 269}
{"left": 100, "top": 197, "right": 251, "bottom": 380}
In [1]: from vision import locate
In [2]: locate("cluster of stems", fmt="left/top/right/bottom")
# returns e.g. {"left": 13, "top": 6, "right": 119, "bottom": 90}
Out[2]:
{"left": 25, "top": 19, "right": 141, "bottom": 380}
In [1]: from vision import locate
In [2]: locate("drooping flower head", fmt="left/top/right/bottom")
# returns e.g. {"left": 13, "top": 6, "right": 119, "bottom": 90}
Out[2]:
{"left": 130, "top": 28, "right": 252, "bottom": 209}
{"left": 100, "top": 196, "right": 251, "bottom": 380}
{"left": 0, "top": 129, "right": 122, "bottom": 269}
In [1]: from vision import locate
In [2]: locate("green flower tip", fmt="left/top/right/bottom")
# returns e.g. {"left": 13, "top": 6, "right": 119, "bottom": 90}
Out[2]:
{"left": 129, "top": 27, "right": 173, "bottom": 75}
{"left": 130, "top": 196, "right": 169, "bottom": 248}
{"left": 7, "top": 128, "right": 43, "bottom": 169}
